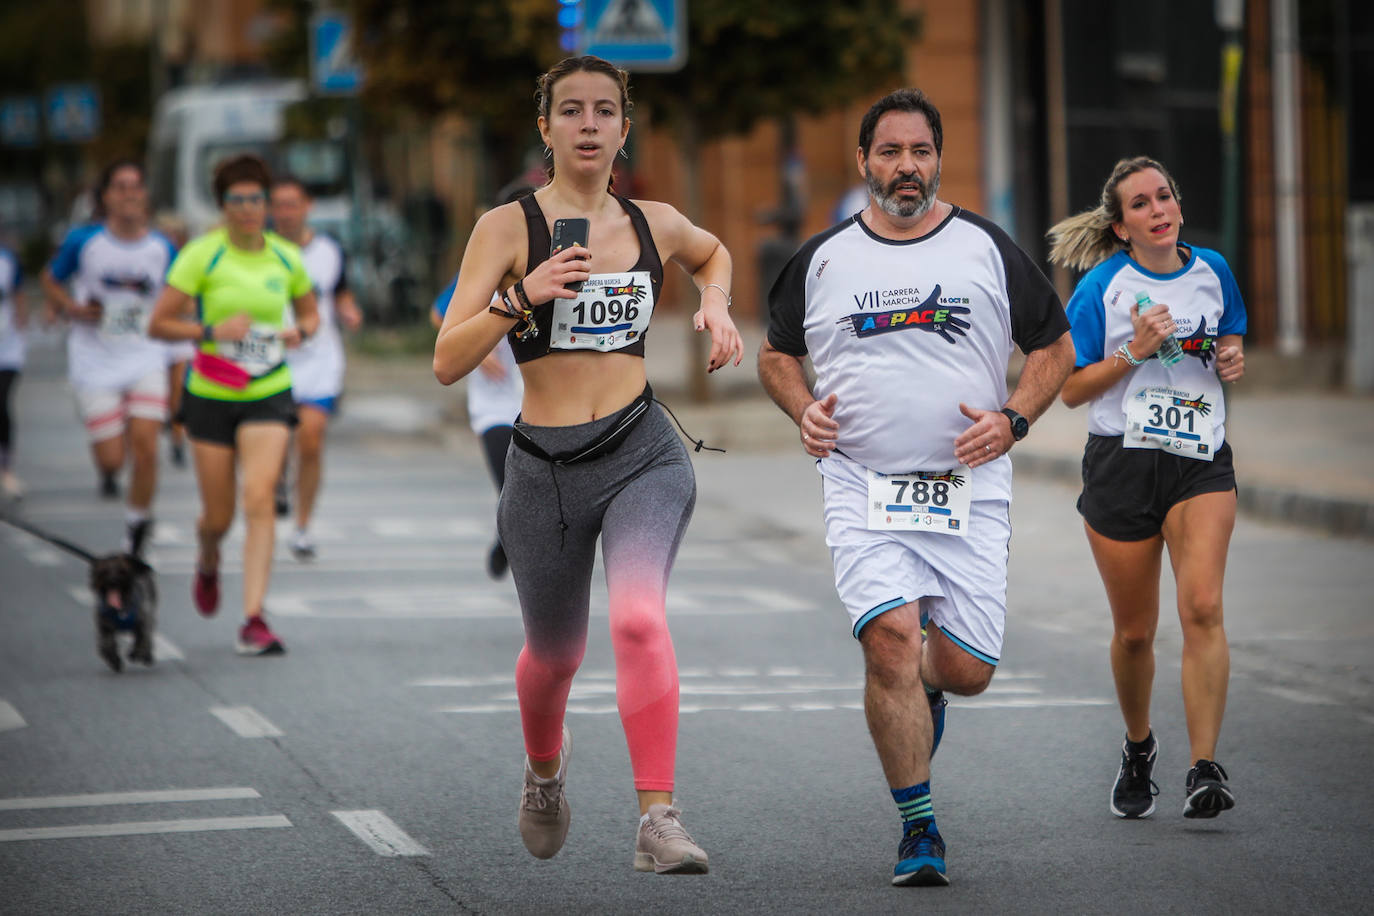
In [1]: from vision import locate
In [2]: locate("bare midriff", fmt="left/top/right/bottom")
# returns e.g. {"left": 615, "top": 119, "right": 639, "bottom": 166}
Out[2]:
{"left": 517, "top": 350, "right": 647, "bottom": 426}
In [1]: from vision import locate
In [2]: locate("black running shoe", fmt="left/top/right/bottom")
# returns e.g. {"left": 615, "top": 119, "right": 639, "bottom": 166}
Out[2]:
{"left": 274, "top": 475, "right": 290, "bottom": 518}
{"left": 123, "top": 519, "right": 152, "bottom": 558}
{"left": 99, "top": 472, "right": 120, "bottom": 500}
{"left": 1184, "top": 759, "right": 1235, "bottom": 819}
{"left": 1111, "top": 734, "right": 1159, "bottom": 818}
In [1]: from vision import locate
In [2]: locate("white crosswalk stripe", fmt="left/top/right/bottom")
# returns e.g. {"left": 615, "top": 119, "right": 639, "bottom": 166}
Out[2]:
{"left": 416, "top": 666, "right": 1113, "bottom": 715}
{"left": 331, "top": 810, "right": 430, "bottom": 857}
{"left": 0, "top": 700, "right": 26, "bottom": 732}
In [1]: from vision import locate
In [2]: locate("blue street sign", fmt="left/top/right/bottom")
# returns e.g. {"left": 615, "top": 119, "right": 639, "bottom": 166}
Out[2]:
{"left": 0, "top": 96, "right": 40, "bottom": 148}
{"left": 579, "top": 0, "right": 686, "bottom": 73}
{"left": 310, "top": 11, "right": 364, "bottom": 95}
{"left": 44, "top": 84, "right": 100, "bottom": 143}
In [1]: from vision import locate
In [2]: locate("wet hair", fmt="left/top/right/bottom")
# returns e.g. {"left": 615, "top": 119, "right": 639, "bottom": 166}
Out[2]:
{"left": 212, "top": 154, "right": 273, "bottom": 207}
{"left": 93, "top": 159, "right": 145, "bottom": 219}
{"left": 535, "top": 55, "right": 632, "bottom": 189}
{"left": 858, "top": 88, "right": 943, "bottom": 158}
{"left": 1046, "top": 156, "right": 1183, "bottom": 272}
{"left": 270, "top": 174, "right": 310, "bottom": 199}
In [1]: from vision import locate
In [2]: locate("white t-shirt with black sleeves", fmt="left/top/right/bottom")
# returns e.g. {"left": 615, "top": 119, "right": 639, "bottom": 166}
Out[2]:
{"left": 286, "top": 232, "right": 349, "bottom": 401}
{"left": 1065, "top": 245, "right": 1247, "bottom": 450}
{"left": 767, "top": 207, "right": 1068, "bottom": 502}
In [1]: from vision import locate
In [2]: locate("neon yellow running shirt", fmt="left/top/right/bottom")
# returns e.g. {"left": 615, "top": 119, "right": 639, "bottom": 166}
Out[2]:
{"left": 167, "top": 228, "right": 311, "bottom": 401}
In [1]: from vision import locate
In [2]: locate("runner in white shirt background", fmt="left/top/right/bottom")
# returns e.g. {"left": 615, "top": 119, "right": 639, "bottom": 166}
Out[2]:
{"left": 268, "top": 176, "right": 362, "bottom": 559}
{"left": 431, "top": 270, "right": 524, "bottom": 580}
{"left": 0, "top": 244, "right": 27, "bottom": 500}
{"left": 40, "top": 160, "right": 176, "bottom": 556}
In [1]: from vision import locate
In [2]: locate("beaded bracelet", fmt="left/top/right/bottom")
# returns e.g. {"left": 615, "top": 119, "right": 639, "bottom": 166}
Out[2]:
{"left": 1114, "top": 342, "right": 1145, "bottom": 366}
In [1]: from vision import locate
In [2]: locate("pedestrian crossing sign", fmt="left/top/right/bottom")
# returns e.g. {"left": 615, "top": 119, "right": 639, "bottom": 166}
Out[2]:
{"left": 579, "top": 0, "right": 686, "bottom": 72}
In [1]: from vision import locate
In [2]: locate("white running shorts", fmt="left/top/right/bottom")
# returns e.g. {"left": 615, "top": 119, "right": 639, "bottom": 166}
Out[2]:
{"left": 819, "top": 451, "right": 1010, "bottom": 664}
{"left": 74, "top": 368, "right": 170, "bottom": 442}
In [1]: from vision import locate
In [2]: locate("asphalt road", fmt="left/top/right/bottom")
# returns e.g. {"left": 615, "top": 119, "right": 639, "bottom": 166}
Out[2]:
{"left": 2, "top": 345, "right": 1371, "bottom": 914}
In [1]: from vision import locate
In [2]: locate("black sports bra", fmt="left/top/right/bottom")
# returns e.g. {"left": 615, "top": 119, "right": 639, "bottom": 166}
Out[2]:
{"left": 508, "top": 192, "right": 665, "bottom": 363}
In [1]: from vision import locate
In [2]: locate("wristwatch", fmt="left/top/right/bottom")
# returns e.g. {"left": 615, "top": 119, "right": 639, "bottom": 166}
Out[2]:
{"left": 1000, "top": 407, "right": 1029, "bottom": 441}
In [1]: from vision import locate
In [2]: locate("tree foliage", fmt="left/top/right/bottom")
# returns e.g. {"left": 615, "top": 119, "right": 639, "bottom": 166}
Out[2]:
{"left": 347, "top": 1, "right": 918, "bottom": 154}
{"left": 634, "top": 1, "right": 918, "bottom": 140}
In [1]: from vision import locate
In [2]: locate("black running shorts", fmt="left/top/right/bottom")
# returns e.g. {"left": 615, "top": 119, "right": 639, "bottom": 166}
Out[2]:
{"left": 1077, "top": 433, "right": 1236, "bottom": 541}
{"left": 180, "top": 390, "right": 297, "bottom": 447}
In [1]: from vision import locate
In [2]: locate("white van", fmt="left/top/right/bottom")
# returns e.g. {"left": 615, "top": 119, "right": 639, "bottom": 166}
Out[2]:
{"left": 147, "top": 80, "right": 350, "bottom": 235}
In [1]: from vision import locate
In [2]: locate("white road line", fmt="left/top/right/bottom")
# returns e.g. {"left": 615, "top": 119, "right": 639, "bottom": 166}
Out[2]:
{"left": 0, "top": 787, "right": 260, "bottom": 811}
{"left": 152, "top": 633, "right": 184, "bottom": 661}
{"left": 1258, "top": 685, "right": 1339, "bottom": 706}
{"left": 332, "top": 810, "right": 430, "bottom": 857}
{"left": 409, "top": 675, "right": 517, "bottom": 688}
{"left": 0, "top": 700, "right": 26, "bottom": 732}
{"left": 958, "top": 698, "right": 1115, "bottom": 708}
{"left": 441, "top": 697, "right": 1114, "bottom": 714}
{"left": 0, "top": 815, "right": 291, "bottom": 843}
{"left": 21, "top": 545, "right": 64, "bottom": 567}
{"left": 210, "top": 706, "right": 284, "bottom": 738}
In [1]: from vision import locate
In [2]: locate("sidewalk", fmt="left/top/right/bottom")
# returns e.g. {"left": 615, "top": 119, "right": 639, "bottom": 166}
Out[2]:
{"left": 345, "top": 314, "right": 1374, "bottom": 540}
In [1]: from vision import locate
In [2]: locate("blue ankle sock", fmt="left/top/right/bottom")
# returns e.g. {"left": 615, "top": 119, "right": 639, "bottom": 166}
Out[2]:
{"left": 891, "top": 782, "right": 934, "bottom": 830}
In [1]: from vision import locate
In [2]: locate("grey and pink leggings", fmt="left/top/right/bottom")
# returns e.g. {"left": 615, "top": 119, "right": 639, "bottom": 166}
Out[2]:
{"left": 498, "top": 402, "right": 694, "bottom": 792}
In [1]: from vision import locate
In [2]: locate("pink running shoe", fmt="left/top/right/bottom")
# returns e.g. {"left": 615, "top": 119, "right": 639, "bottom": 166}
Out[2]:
{"left": 235, "top": 614, "right": 285, "bottom": 656}
{"left": 193, "top": 568, "right": 219, "bottom": 617}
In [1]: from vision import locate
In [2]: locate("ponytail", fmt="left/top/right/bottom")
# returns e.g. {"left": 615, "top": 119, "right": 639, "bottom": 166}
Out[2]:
{"left": 1047, "top": 207, "right": 1122, "bottom": 272}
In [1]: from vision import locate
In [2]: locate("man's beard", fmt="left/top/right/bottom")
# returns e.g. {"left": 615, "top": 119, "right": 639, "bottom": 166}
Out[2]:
{"left": 865, "top": 162, "right": 941, "bottom": 220}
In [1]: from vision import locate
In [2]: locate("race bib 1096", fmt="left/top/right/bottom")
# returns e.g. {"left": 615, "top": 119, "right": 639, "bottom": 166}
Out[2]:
{"left": 550, "top": 271, "right": 654, "bottom": 352}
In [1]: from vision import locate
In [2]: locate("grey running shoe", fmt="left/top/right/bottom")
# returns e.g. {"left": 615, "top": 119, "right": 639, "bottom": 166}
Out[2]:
{"left": 517, "top": 725, "right": 571, "bottom": 859}
{"left": 634, "top": 803, "right": 709, "bottom": 874}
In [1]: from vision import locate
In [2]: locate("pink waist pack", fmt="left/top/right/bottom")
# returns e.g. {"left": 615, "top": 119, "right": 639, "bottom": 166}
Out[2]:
{"left": 193, "top": 351, "right": 251, "bottom": 390}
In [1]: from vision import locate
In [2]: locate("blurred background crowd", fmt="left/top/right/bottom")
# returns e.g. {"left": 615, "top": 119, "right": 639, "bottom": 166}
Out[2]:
{"left": 1, "top": 0, "right": 1371, "bottom": 393}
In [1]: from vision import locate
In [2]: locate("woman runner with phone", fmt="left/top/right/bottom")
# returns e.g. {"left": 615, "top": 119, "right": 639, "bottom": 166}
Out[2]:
{"left": 434, "top": 55, "right": 743, "bottom": 873}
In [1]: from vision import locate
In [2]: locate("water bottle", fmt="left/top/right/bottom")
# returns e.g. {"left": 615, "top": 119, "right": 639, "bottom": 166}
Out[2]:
{"left": 1135, "top": 291, "right": 1184, "bottom": 366}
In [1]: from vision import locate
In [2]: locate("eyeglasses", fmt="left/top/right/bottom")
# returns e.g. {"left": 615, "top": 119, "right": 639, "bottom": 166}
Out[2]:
{"left": 224, "top": 192, "right": 266, "bottom": 207}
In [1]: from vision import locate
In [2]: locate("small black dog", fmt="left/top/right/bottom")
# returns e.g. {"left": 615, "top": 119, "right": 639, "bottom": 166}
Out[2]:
{"left": 90, "top": 553, "right": 158, "bottom": 672}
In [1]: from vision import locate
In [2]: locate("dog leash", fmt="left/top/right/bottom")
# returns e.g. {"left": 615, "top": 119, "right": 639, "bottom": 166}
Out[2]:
{"left": 0, "top": 514, "right": 101, "bottom": 564}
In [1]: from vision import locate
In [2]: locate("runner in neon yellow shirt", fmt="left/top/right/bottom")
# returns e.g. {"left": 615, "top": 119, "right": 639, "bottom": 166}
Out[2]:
{"left": 150, "top": 154, "right": 319, "bottom": 656}
{"left": 169, "top": 225, "right": 312, "bottom": 401}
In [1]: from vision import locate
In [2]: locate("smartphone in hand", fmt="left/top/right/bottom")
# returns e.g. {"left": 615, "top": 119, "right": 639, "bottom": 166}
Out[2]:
{"left": 551, "top": 218, "right": 590, "bottom": 292}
